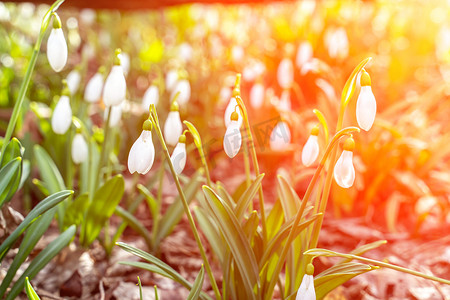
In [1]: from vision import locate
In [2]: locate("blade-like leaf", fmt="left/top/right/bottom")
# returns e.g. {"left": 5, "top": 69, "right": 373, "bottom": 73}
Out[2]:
{"left": 0, "top": 157, "right": 22, "bottom": 208}
{"left": 114, "top": 206, "right": 153, "bottom": 251}
{"left": 277, "top": 175, "right": 300, "bottom": 219}
{"left": 137, "top": 184, "right": 158, "bottom": 219}
{"left": 194, "top": 206, "right": 225, "bottom": 263}
{"left": 266, "top": 199, "right": 284, "bottom": 241}
{"left": 82, "top": 175, "right": 124, "bottom": 246}
{"left": 25, "top": 277, "right": 41, "bottom": 300}
{"left": 0, "top": 190, "right": 73, "bottom": 261}
{"left": 6, "top": 225, "right": 76, "bottom": 300}
{"left": 187, "top": 265, "right": 204, "bottom": 300}
{"left": 235, "top": 174, "right": 264, "bottom": 221}
{"left": 33, "top": 145, "right": 65, "bottom": 194}
{"left": 242, "top": 211, "right": 259, "bottom": 240}
{"left": 63, "top": 193, "right": 89, "bottom": 228}
{"left": 0, "top": 138, "right": 23, "bottom": 168}
{"left": 202, "top": 186, "right": 259, "bottom": 300}
{"left": 137, "top": 276, "right": 143, "bottom": 300}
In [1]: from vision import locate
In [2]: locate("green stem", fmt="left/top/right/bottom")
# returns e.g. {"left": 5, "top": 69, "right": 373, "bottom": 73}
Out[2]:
{"left": 306, "top": 249, "right": 450, "bottom": 285}
{"left": 150, "top": 109, "right": 222, "bottom": 300}
{"left": 96, "top": 106, "right": 112, "bottom": 188}
{"left": 264, "top": 127, "right": 359, "bottom": 300}
{"left": 0, "top": 0, "right": 64, "bottom": 160}
{"left": 152, "top": 156, "right": 165, "bottom": 249}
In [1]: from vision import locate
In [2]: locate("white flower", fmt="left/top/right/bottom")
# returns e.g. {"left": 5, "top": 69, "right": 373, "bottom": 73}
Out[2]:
{"left": 270, "top": 121, "right": 291, "bottom": 151}
{"left": 102, "top": 65, "right": 126, "bottom": 106}
{"left": 178, "top": 42, "right": 192, "bottom": 62}
{"left": 325, "top": 27, "right": 349, "bottom": 60}
{"left": 277, "top": 58, "right": 294, "bottom": 89}
{"left": 128, "top": 130, "right": 155, "bottom": 174}
{"left": 71, "top": 133, "right": 88, "bottom": 164}
{"left": 334, "top": 138, "right": 355, "bottom": 188}
{"left": 165, "top": 70, "right": 178, "bottom": 92}
{"left": 66, "top": 69, "right": 81, "bottom": 95}
{"left": 170, "top": 140, "right": 187, "bottom": 174}
{"left": 356, "top": 71, "right": 376, "bottom": 131}
{"left": 278, "top": 90, "right": 291, "bottom": 111}
{"left": 302, "top": 134, "right": 319, "bottom": 167}
{"left": 47, "top": 28, "right": 67, "bottom": 72}
{"left": 51, "top": 95, "right": 72, "bottom": 135}
{"left": 296, "top": 41, "right": 313, "bottom": 68}
{"left": 171, "top": 79, "right": 191, "bottom": 106}
{"left": 84, "top": 72, "right": 104, "bottom": 103}
{"left": 164, "top": 111, "right": 183, "bottom": 146}
{"left": 142, "top": 85, "right": 159, "bottom": 111}
{"left": 250, "top": 83, "right": 265, "bottom": 109}
{"left": 224, "top": 97, "right": 243, "bottom": 128}
{"left": 105, "top": 104, "right": 122, "bottom": 127}
{"left": 223, "top": 119, "right": 242, "bottom": 158}
{"left": 231, "top": 45, "right": 244, "bottom": 63}
{"left": 295, "top": 274, "right": 316, "bottom": 300}
{"left": 119, "top": 52, "right": 130, "bottom": 76}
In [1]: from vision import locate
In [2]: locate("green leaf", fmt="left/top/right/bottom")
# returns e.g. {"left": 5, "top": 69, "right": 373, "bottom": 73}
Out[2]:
{"left": 0, "top": 190, "right": 73, "bottom": 261}
{"left": 0, "top": 157, "right": 22, "bottom": 208}
{"left": 0, "top": 138, "right": 23, "bottom": 168}
{"left": 341, "top": 57, "right": 372, "bottom": 106}
{"left": 202, "top": 186, "right": 259, "bottom": 300}
{"left": 183, "top": 120, "right": 203, "bottom": 151}
{"left": 137, "top": 276, "right": 143, "bottom": 300}
{"left": 117, "top": 242, "right": 213, "bottom": 300}
{"left": 33, "top": 145, "right": 65, "bottom": 194}
{"left": 25, "top": 277, "right": 41, "bottom": 300}
{"left": 194, "top": 206, "right": 225, "bottom": 263}
{"left": 277, "top": 175, "right": 300, "bottom": 219}
{"left": 187, "top": 265, "right": 204, "bottom": 300}
{"left": 63, "top": 193, "right": 89, "bottom": 228}
{"left": 266, "top": 199, "right": 284, "bottom": 241}
{"left": 114, "top": 206, "right": 153, "bottom": 251}
{"left": 82, "top": 175, "right": 124, "bottom": 246}
{"left": 137, "top": 184, "right": 158, "bottom": 220}
{"left": 6, "top": 225, "right": 76, "bottom": 300}
{"left": 234, "top": 174, "right": 264, "bottom": 221}
{"left": 242, "top": 211, "right": 259, "bottom": 240}
{"left": 341, "top": 240, "right": 387, "bottom": 264}
{"left": 154, "top": 170, "right": 201, "bottom": 246}
{"left": 19, "top": 159, "right": 31, "bottom": 190}
{"left": 215, "top": 181, "right": 236, "bottom": 209}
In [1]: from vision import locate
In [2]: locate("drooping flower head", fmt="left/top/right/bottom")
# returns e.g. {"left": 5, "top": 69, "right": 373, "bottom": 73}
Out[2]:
{"left": 51, "top": 80, "right": 72, "bottom": 135}
{"left": 47, "top": 13, "right": 67, "bottom": 73}
{"left": 142, "top": 84, "right": 159, "bottom": 111}
{"left": 170, "top": 133, "right": 187, "bottom": 175}
{"left": 250, "top": 82, "right": 265, "bottom": 109}
{"left": 334, "top": 137, "right": 356, "bottom": 188}
{"left": 302, "top": 125, "right": 320, "bottom": 166}
{"left": 102, "top": 48, "right": 127, "bottom": 107}
{"left": 295, "top": 263, "right": 316, "bottom": 300}
{"left": 223, "top": 111, "right": 242, "bottom": 158}
{"left": 171, "top": 79, "right": 191, "bottom": 106}
{"left": 128, "top": 119, "right": 155, "bottom": 175}
{"left": 71, "top": 130, "right": 88, "bottom": 164}
{"left": 66, "top": 68, "right": 81, "bottom": 96}
{"left": 270, "top": 119, "right": 291, "bottom": 151}
{"left": 84, "top": 66, "right": 105, "bottom": 103}
{"left": 164, "top": 99, "right": 183, "bottom": 146}
{"left": 277, "top": 58, "right": 294, "bottom": 89}
{"left": 356, "top": 70, "right": 376, "bottom": 131}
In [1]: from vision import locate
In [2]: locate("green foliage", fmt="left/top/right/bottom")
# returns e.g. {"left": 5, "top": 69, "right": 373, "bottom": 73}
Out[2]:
{"left": 25, "top": 278, "right": 41, "bottom": 300}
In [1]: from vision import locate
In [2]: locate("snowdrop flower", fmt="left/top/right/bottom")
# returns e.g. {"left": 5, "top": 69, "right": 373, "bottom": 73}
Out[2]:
{"left": 250, "top": 82, "right": 265, "bottom": 109}
{"left": 277, "top": 58, "right": 294, "bottom": 89}
{"left": 47, "top": 13, "right": 67, "bottom": 72}
{"left": 295, "top": 41, "right": 313, "bottom": 68}
{"left": 224, "top": 97, "right": 243, "bottom": 128}
{"left": 170, "top": 79, "right": 191, "bottom": 106}
{"left": 66, "top": 68, "right": 81, "bottom": 95}
{"left": 295, "top": 264, "right": 316, "bottom": 300}
{"left": 84, "top": 67, "right": 105, "bottom": 103}
{"left": 170, "top": 134, "right": 187, "bottom": 174}
{"left": 164, "top": 101, "right": 183, "bottom": 146}
{"left": 178, "top": 42, "right": 193, "bottom": 62}
{"left": 278, "top": 90, "right": 291, "bottom": 111}
{"left": 71, "top": 132, "right": 88, "bottom": 164}
{"left": 142, "top": 84, "right": 159, "bottom": 111}
{"left": 231, "top": 45, "right": 244, "bottom": 63}
{"left": 334, "top": 137, "right": 356, "bottom": 188}
{"left": 302, "top": 126, "right": 320, "bottom": 167}
{"left": 223, "top": 111, "right": 242, "bottom": 158}
{"left": 128, "top": 120, "right": 155, "bottom": 175}
{"left": 270, "top": 120, "right": 291, "bottom": 151}
{"left": 165, "top": 69, "right": 178, "bottom": 92}
{"left": 119, "top": 52, "right": 130, "bottom": 76}
{"left": 325, "top": 27, "right": 349, "bottom": 60}
{"left": 356, "top": 70, "right": 376, "bottom": 131}
{"left": 102, "top": 49, "right": 126, "bottom": 106}
{"left": 51, "top": 81, "right": 72, "bottom": 135}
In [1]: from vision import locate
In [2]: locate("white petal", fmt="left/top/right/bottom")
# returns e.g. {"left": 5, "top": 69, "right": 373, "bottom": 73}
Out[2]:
{"left": 102, "top": 65, "right": 126, "bottom": 106}
{"left": 67, "top": 70, "right": 81, "bottom": 95}
{"left": 51, "top": 95, "right": 72, "bottom": 134}
{"left": 302, "top": 135, "right": 319, "bottom": 166}
{"left": 277, "top": 58, "right": 294, "bottom": 89}
{"left": 224, "top": 97, "right": 243, "bottom": 128}
{"left": 179, "top": 42, "right": 192, "bottom": 62}
{"left": 165, "top": 70, "right": 178, "bottom": 92}
{"left": 171, "top": 79, "right": 191, "bottom": 106}
{"left": 105, "top": 104, "right": 122, "bottom": 127}
{"left": 333, "top": 150, "right": 355, "bottom": 188}
{"left": 84, "top": 72, "right": 104, "bottom": 103}
{"left": 231, "top": 45, "right": 244, "bottom": 63}
{"left": 164, "top": 111, "right": 183, "bottom": 146}
{"left": 119, "top": 52, "right": 130, "bottom": 76}
{"left": 47, "top": 28, "right": 68, "bottom": 72}
{"left": 71, "top": 133, "right": 88, "bottom": 164}
{"left": 250, "top": 83, "right": 265, "bottom": 109}
{"left": 295, "top": 275, "right": 316, "bottom": 300}
{"left": 356, "top": 86, "right": 377, "bottom": 131}
{"left": 279, "top": 90, "right": 291, "bottom": 111}
{"left": 223, "top": 121, "right": 242, "bottom": 158}
{"left": 296, "top": 42, "right": 313, "bottom": 68}
{"left": 142, "top": 85, "right": 159, "bottom": 111}
{"left": 170, "top": 142, "right": 187, "bottom": 174}
{"left": 270, "top": 121, "right": 291, "bottom": 151}
{"left": 128, "top": 130, "right": 155, "bottom": 174}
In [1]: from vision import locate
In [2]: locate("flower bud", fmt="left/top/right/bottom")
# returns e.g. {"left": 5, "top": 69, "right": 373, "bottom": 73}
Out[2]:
{"left": 356, "top": 70, "right": 376, "bottom": 131}
{"left": 279, "top": 90, "right": 291, "bottom": 111}
{"left": 270, "top": 120, "right": 291, "bottom": 151}
{"left": 165, "top": 69, "right": 178, "bottom": 92}
{"left": 103, "top": 49, "right": 126, "bottom": 106}
{"left": 223, "top": 120, "right": 242, "bottom": 158}
{"left": 142, "top": 85, "right": 159, "bottom": 111}
{"left": 71, "top": 133, "right": 88, "bottom": 164}
{"left": 302, "top": 126, "right": 320, "bottom": 166}
{"left": 66, "top": 69, "right": 81, "bottom": 95}
{"left": 170, "top": 79, "right": 191, "bottom": 106}
{"left": 296, "top": 41, "right": 313, "bottom": 68}
{"left": 47, "top": 14, "right": 67, "bottom": 72}
{"left": 333, "top": 137, "right": 355, "bottom": 188}
{"left": 84, "top": 70, "right": 104, "bottom": 103}
{"left": 170, "top": 136, "right": 187, "bottom": 174}
{"left": 164, "top": 107, "right": 183, "bottom": 146}
{"left": 277, "top": 58, "right": 294, "bottom": 89}
{"left": 250, "top": 83, "right": 265, "bottom": 109}
{"left": 51, "top": 84, "right": 72, "bottom": 135}
{"left": 128, "top": 129, "right": 155, "bottom": 174}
